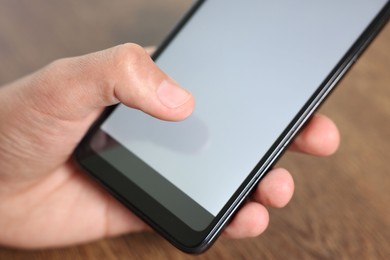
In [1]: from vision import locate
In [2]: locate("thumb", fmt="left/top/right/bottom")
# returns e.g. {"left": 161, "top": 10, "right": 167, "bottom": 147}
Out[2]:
{"left": 9, "top": 43, "right": 194, "bottom": 122}
{"left": 0, "top": 44, "right": 194, "bottom": 182}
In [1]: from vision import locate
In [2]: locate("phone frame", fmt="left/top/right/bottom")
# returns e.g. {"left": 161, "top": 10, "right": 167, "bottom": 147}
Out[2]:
{"left": 75, "top": 0, "right": 390, "bottom": 254}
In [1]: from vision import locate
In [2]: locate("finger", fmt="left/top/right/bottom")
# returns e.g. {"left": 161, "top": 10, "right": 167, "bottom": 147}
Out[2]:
{"left": 289, "top": 114, "right": 340, "bottom": 156}
{"left": 3, "top": 43, "right": 194, "bottom": 122}
{"left": 223, "top": 202, "right": 269, "bottom": 239}
{"left": 144, "top": 46, "right": 156, "bottom": 56}
{"left": 252, "top": 168, "right": 294, "bottom": 208}
{"left": 0, "top": 44, "right": 194, "bottom": 182}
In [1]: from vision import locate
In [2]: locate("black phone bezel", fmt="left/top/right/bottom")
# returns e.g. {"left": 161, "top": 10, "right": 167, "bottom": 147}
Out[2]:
{"left": 75, "top": 1, "right": 390, "bottom": 254}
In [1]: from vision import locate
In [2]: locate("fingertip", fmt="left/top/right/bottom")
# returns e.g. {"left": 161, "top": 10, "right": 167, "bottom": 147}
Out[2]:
{"left": 223, "top": 202, "right": 269, "bottom": 239}
{"left": 254, "top": 168, "right": 294, "bottom": 208}
{"left": 291, "top": 114, "right": 340, "bottom": 156}
{"left": 136, "top": 84, "right": 195, "bottom": 122}
{"left": 155, "top": 79, "right": 195, "bottom": 121}
{"left": 320, "top": 115, "right": 340, "bottom": 155}
{"left": 110, "top": 43, "right": 195, "bottom": 122}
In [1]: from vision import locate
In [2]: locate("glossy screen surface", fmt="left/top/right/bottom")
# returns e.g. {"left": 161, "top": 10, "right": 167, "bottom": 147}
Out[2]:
{"left": 99, "top": 0, "right": 387, "bottom": 220}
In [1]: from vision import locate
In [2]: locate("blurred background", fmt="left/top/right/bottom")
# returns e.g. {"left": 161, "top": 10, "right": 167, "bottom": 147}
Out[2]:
{"left": 0, "top": 1, "right": 389, "bottom": 259}
{"left": 0, "top": 0, "right": 191, "bottom": 84}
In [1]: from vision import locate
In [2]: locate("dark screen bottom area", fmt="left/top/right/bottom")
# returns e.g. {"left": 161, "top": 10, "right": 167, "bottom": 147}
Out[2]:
{"left": 92, "top": 131, "right": 214, "bottom": 231}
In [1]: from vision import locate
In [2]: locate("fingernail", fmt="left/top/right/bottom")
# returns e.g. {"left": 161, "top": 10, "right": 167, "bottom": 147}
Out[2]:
{"left": 157, "top": 79, "right": 191, "bottom": 108}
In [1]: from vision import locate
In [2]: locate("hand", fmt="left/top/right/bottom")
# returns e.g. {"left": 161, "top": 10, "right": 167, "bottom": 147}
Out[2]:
{"left": 0, "top": 44, "right": 339, "bottom": 248}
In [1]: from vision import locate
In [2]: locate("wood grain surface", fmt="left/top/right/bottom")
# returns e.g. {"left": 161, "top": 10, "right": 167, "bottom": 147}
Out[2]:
{"left": 0, "top": 1, "right": 389, "bottom": 259}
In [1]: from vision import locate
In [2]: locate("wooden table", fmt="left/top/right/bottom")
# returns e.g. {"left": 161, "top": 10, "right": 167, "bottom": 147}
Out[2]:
{"left": 0, "top": 1, "right": 389, "bottom": 259}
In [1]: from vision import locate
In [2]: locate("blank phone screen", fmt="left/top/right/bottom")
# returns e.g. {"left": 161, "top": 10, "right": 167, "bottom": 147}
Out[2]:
{"left": 94, "top": 0, "right": 387, "bottom": 230}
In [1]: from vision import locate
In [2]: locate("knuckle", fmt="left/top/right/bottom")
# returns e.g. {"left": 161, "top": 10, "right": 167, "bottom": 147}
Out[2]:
{"left": 112, "top": 43, "right": 150, "bottom": 76}
{"left": 43, "top": 58, "right": 67, "bottom": 76}
{"left": 42, "top": 57, "right": 79, "bottom": 84}
{"left": 32, "top": 58, "right": 68, "bottom": 89}
{"left": 46, "top": 57, "right": 74, "bottom": 72}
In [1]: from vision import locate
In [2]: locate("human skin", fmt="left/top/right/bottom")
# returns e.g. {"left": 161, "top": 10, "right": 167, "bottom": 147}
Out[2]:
{"left": 0, "top": 44, "right": 340, "bottom": 248}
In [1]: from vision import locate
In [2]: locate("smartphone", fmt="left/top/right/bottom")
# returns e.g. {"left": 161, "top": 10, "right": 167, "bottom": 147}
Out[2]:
{"left": 75, "top": 0, "right": 390, "bottom": 254}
